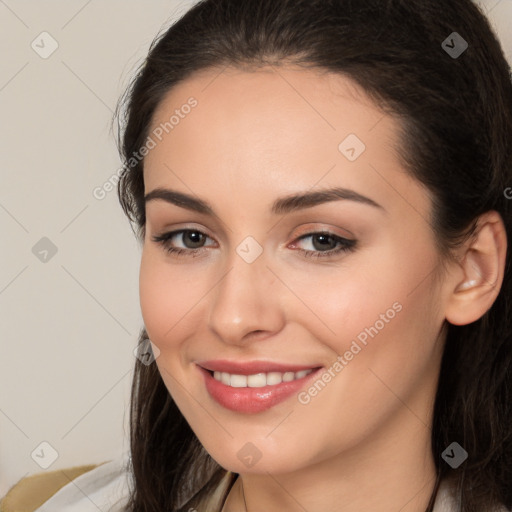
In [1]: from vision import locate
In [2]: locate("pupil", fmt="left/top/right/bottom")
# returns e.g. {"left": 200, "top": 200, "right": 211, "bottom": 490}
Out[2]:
{"left": 314, "top": 234, "right": 334, "bottom": 250}
{"left": 186, "top": 231, "right": 203, "bottom": 248}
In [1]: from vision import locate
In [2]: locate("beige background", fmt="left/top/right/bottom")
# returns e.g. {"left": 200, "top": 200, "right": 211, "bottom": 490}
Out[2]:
{"left": 0, "top": 0, "right": 510, "bottom": 499}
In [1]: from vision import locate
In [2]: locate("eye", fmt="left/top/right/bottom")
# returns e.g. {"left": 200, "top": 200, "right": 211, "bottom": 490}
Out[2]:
{"left": 290, "top": 232, "right": 357, "bottom": 259}
{"left": 151, "top": 229, "right": 214, "bottom": 257}
{"left": 151, "top": 229, "right": 357, "bottom": 260}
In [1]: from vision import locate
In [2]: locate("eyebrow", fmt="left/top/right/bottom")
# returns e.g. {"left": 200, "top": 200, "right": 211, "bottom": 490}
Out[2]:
{"left": 144, "top": 186, "right": 385, "bottom": 215}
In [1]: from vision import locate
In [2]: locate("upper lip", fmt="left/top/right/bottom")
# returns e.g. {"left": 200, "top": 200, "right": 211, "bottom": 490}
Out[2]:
{"left": 197, "top": 359, "right": 322, "bottom": 375}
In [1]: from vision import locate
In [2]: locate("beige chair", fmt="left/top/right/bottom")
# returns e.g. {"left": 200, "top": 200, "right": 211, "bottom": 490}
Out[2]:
{"left": 0, "top": 464, "right": 101, "bottom": 512}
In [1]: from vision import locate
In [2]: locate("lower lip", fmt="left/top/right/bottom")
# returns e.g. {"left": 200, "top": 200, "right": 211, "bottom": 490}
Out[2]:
{"left": 197, "top": 365, "right": 323, "bottom": 414}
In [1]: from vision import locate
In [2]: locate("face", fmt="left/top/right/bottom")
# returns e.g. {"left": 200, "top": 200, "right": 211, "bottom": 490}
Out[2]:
{"left": 139, "top": 66, "right": 449, "bottom": 474}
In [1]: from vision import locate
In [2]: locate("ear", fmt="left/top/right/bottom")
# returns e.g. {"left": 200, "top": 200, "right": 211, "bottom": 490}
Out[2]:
{"left": 444, "top": 210, "right": 507, "bottom": 326}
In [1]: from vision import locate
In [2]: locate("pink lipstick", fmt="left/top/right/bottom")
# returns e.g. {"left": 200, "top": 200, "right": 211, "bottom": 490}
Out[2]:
{"left": 196, "top": 360, "right": 323, "bottom": 413}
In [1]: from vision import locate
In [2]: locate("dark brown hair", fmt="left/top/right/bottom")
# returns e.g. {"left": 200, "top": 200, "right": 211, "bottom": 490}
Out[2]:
{"left": 115, "top": 1, "right": 512, "bottom": 510}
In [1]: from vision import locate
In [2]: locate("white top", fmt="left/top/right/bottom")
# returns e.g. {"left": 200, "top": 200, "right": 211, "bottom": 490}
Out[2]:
{"left": 33, "top": 452, "right": 509, "bottom": 512}
{"left": 34, "top": 453, "right": 132, "bottom": 512}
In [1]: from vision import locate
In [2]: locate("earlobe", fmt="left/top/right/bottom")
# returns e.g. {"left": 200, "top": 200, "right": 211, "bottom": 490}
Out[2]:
{"left": 445, "top": 211, "right": 507, "bottom": 326}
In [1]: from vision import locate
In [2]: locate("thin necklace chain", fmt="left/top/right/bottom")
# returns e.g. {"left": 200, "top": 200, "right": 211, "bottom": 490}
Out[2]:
{"left": 241, "top": 477, "right": 248, "bottom": 511}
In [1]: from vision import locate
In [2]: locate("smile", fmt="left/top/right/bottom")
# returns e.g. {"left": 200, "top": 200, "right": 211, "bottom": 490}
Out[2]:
{"left": 196, "top": 360, "right": 323, "bottom": 413}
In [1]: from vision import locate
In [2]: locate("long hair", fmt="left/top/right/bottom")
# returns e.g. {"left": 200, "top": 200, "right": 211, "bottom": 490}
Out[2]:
{"left": 115, "top": 1, "right": 512, "bottom": 510}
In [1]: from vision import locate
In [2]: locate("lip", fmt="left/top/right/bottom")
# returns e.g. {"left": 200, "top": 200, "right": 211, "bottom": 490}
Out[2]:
{"left": 197, "top": 359, "right": 320, "bottom": 375}
{"left": 196, "top": 362, "right": 324, "bottom": 414}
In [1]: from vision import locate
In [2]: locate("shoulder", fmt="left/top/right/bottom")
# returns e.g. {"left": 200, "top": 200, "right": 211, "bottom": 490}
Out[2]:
{"left": 0, "top": 453, "right": 131, "bottom": 512}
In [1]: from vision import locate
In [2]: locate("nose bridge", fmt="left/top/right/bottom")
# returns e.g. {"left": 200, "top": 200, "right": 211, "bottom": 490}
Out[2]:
{"left": 208, "top": 243, "right": 284, "bottom": 344}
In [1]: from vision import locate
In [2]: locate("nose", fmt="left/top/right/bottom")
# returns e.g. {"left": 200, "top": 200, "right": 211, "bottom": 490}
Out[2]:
{"left": 207, "top": 247, "right": 286, "bottom": 345}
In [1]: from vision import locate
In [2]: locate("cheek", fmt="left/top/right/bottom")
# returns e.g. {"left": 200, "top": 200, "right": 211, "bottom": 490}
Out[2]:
{"left": 283, "top": 266, "right": 441, "bottom": 456}
{"left": 325, "top": 266, "right": 441, "bottom": 410}
{"left": 139, "top": 250, "right": 204, "bottom": 352}
{"left": 286, "top": 245, "right": 442, "bottom": 382}
{"left": 279, "top": 257, "right": 405, "bottom": 353}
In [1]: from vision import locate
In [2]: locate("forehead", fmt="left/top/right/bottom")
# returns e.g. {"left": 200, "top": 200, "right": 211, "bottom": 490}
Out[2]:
{"left": 143, "top": 65, "right": 430, "bottom": 220}
{"left": 149, "top": 64, "right": 388, "bottom": 141}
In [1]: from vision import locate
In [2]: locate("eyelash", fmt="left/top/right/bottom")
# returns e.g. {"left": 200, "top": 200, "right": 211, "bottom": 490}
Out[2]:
{"left": 151, "top": 229, "right": 357, "bottom": 260}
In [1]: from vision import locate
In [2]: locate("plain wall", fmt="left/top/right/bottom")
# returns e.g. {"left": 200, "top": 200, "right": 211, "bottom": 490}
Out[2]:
{"left": 0, "top": 0, "right": 510, "bottom": 499}
{"left": 0, "top": 0, "right": 198, "bottom": 497}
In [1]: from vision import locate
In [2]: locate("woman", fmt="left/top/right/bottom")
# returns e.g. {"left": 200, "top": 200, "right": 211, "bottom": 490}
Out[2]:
{"left": 119, "top": 0, "right": 512, "bottom": 510}
{"left": 2, "top": 0, "right": 510, "bottom": 511}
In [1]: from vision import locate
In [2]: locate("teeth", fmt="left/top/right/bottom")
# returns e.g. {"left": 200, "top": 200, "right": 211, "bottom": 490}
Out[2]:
{"left": 221, "top": 372, "right": 230, "bottom": 386}
{"left": 230, "top": 374, "right": 247, "bottom": 388}
{"left": 212, "top": 369, "right": 314, "bottom": 388}
{"left": 248, "top": 373, "right": 266, "bottom": 387}
{"left": 283, "top": 372, "right": 295, "bottom": 382}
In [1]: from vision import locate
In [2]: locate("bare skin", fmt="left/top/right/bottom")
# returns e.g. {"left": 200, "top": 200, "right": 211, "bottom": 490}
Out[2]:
{"left": 138, "top": 65, "right": 507, "bottom": 512}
